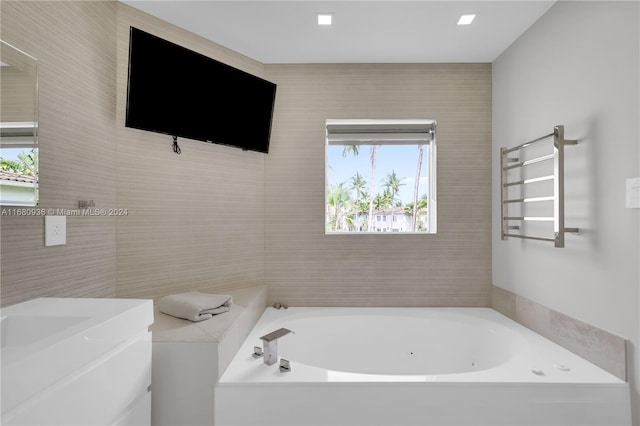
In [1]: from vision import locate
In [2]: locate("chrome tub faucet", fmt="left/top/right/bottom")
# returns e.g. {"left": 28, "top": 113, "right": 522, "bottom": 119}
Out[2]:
{"left": 258, "top": 328, "right": 294, "bottom": 366}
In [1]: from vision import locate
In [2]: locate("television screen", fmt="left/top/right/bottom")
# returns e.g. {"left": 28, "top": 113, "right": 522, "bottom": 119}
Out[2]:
{"left": 125, "top": 27, "right": 276, "bottom": 153}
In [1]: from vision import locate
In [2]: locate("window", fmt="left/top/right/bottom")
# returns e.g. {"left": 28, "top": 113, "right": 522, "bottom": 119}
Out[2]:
{"left": 1, "top": 40, "right": 38, "bottom": 207}
{"left": 325, "top": 119, "right": 437, "bottom": 234}
{"left": 0, "top": 123, "right": 38, "bottom": 206}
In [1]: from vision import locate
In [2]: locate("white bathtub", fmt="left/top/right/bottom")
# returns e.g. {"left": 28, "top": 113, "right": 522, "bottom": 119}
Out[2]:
{"left": 215, "top": 307, "right": 630, "bottom": 425}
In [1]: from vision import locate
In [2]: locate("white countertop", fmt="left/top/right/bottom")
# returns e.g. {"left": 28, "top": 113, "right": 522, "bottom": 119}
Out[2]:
{"left": 1, "top": 297, "right": 153, "bottom": 415}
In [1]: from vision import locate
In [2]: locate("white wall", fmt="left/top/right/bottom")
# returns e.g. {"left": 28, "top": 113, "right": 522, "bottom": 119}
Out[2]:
{"left": 492, "top": 1, "right": 639, "bottom": 422}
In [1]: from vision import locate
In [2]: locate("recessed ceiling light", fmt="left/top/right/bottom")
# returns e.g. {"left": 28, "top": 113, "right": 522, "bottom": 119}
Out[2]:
{"left": 317, "top": 13, "right": 333, "bottom": 26}
{"left": 457, "top": 14, "right": 476, "bottom": 25}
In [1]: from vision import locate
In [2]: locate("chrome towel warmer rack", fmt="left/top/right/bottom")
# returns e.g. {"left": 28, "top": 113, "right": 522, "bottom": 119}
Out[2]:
{"left": 501, "top": 125, "right": 578, "bottom": 248}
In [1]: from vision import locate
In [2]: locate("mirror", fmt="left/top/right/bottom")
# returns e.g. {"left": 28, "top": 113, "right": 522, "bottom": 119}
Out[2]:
{"left": 0, "top": 40, "right": 38, "bottom": 206}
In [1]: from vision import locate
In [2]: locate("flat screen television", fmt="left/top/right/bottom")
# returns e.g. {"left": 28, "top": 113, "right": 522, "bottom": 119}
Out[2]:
{"left": 125, "top": 27, "right": 277, "bottom": 154}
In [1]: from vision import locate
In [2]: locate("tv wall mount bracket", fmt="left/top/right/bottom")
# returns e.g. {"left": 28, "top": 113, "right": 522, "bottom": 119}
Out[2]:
{"left": 172, "top": 135, "right": 181, "bottom": 155}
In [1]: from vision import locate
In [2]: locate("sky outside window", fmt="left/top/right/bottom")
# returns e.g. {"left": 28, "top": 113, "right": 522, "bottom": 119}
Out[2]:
{"left": 327, "top": 144, "right": 430, "bottom": 204}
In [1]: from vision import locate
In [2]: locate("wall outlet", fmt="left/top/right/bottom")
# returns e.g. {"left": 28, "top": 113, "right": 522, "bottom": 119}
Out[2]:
{"left": 45, "top": 215, "right": 66, "bottom": 246}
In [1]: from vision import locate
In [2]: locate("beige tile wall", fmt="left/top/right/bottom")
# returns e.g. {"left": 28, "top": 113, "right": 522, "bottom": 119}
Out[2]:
{"left": 1, "top": 2, "right": 269, "bottom": 305}
{"left": 1, "top": 1, "right": 118, "bottom": 306}
{"left": 264, "top": 63, "right": 492, "bottom": 307}
{"left": 0, "top": 42, "right": 37, "bottom": 123}
{"left": 114, "top": 4, "right": 267, "bottom": 300}
{"left": 2, "top": 4, "right": 493, "bottom": 308}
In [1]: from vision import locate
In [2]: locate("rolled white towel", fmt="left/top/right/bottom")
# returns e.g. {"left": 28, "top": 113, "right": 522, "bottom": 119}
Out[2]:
{"left": 157, "top": 291, "right": 233, "bottom": 322}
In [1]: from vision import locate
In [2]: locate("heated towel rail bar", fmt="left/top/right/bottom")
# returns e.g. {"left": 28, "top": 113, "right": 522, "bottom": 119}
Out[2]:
{"left": 500, "top": 125, "right": 578, "bottom": 248}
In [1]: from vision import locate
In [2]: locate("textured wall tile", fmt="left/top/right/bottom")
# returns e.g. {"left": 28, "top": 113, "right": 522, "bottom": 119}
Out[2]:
{"left": 1, "top": 1, "right": 117, "bottom": 306}
{"left": 515, "top": 295, "right": 551, "bottom": 339}
{"left": 264, "top": 64, "right": 492, "bottom": 307}
{"left": 114, "top": 4, "right": 266, "bottom": 300}
{"left": 1, "top": 2, "right": 268, "bottom": 305}
{"left": 491, "top": 285, "right": 516, "bottom": 320}
{"left": 491, "top": 286, "right": 628, "bottom": 381}
{"left": 549, "top": 310, "right": 627, "bottom": 381}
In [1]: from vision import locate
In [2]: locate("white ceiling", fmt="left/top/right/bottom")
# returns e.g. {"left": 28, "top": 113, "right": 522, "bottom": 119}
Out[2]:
{"left": 121, "top": 1, "right": 556, "bottom": 63}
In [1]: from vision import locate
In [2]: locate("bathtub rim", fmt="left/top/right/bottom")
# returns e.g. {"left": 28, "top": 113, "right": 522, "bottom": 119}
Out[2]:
{"left": 218, "top": 306, "right": 626, "bottom": 386}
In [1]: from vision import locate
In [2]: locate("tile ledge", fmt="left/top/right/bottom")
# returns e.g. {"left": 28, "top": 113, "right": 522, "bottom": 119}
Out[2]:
{"left": 490, "top": 285, "right": 627, "bottom": 382}
{"left": 151, "top": 285, "right": 266, "bottom": 343}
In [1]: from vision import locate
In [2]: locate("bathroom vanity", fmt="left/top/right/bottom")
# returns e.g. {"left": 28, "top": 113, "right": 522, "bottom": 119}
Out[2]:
{"left": 1, "top": 297, "right": 153, "bottom": 425}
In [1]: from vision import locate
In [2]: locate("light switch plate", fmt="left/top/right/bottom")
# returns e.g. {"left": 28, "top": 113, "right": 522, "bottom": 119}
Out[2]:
{"left": 626, "top": 177, "right": 640, "bottom": 209}
{"left": 45, "top": 215, "right": 66, "bottom": 246}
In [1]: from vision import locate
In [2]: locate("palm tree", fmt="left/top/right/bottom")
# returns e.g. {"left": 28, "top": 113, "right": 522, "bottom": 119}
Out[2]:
{"left": 367, "top": 146, "right": 378, "bottom": 231}
{"left": 405, "top": 194, "right": 428, "bottom": 231}
{"left": 355, "top": 190, "right": 370, "bottom": 231}
{"left": 349, "top": 172, "right": 367, "bottom": 231}
{"left": 342, "top": 145, "right": 360, "bottom": 158}
{"left": 0, "top": 149, "right": 36, "bottom": 177}
{"left": 326, "top": 183, "right": 352, "bottom": 231}
{"left": 383, "top": 170, "right": 405, "bottom": 208}
{"left": 340, "top": 145, "right": 362, "bottom": 231}
{"left": 373, "top": 188, "right": 392, "bottom": 211}
{"left": 411, "top": 145, "right": 425, "bottom": 231}
{"left": 371, "top": 189, "right": 392, "bottom": 231}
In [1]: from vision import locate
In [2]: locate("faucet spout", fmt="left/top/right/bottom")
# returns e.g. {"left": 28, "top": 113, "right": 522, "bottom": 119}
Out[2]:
{"left": 259, "top": 328, "right": 293, "bottom": 365}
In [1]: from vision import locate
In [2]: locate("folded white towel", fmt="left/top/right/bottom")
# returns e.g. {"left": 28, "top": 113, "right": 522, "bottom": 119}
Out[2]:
{"left": 157, "top": 291, "right": 233, "bottom": 322}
